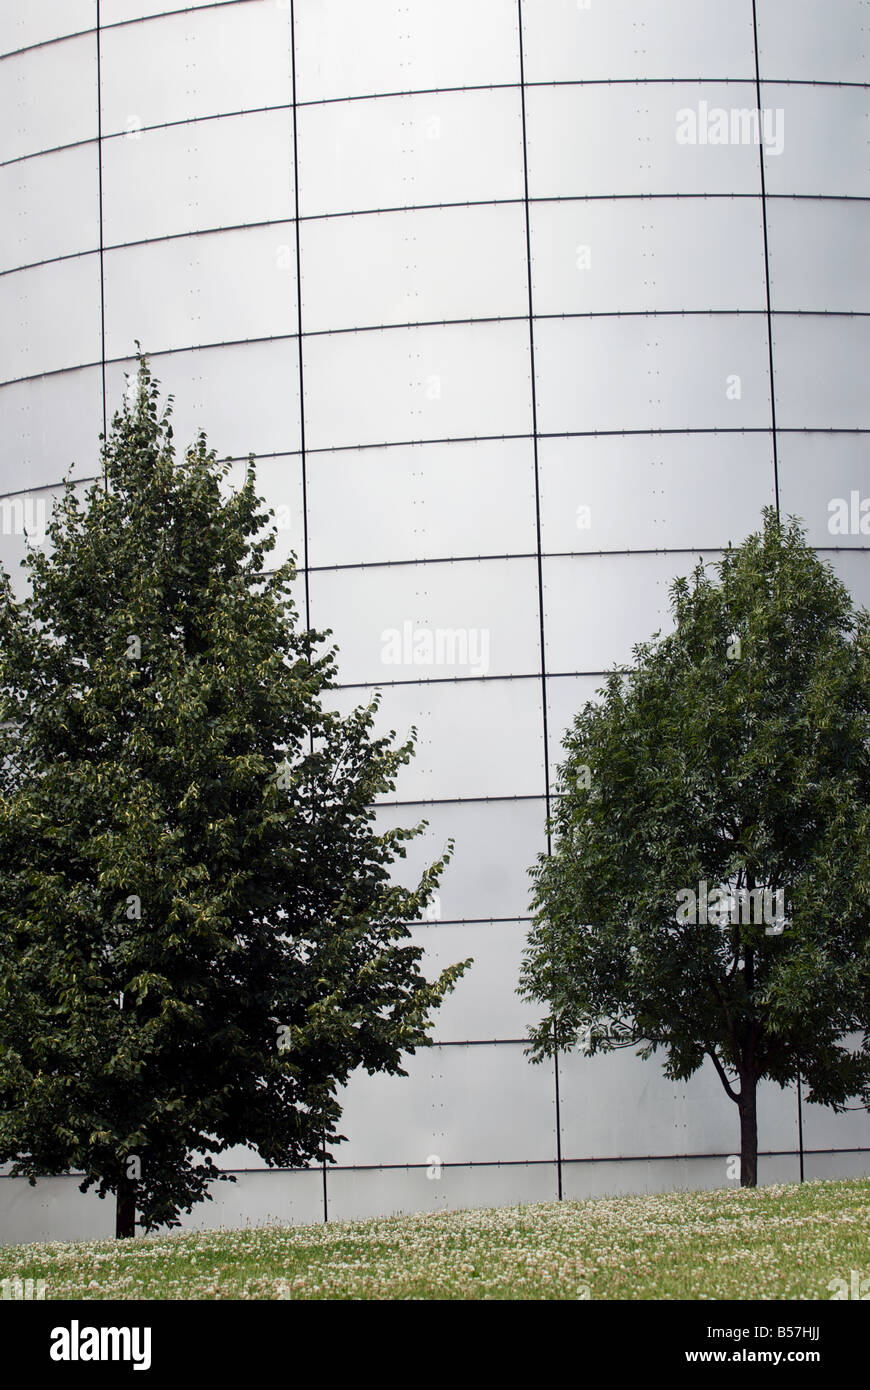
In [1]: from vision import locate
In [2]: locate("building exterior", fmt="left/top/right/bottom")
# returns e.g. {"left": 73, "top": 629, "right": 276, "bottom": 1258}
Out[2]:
{"left": 1, "top": 0, "right": 868, "bottom": 1242}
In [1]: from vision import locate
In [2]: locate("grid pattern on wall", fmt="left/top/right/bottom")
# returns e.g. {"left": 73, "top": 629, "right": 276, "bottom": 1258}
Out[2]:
{"left": 1, "top": 0, "right": 869, "bottom": 1238}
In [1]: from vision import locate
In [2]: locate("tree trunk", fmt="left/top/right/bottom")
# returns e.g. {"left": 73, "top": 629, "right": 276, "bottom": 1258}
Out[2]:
{"left": 115, "top": 1175, "right": 136, "bottom": 1239}
{"left": 738, "top": 938, "right": 760, "bottom": 1188}
{"left": 738, "top": 1077, "right": 758, "bottom": 1187}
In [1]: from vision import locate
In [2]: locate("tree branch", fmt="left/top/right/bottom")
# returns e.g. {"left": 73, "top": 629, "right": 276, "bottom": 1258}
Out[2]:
{"left": 706, "top": 1045, "right": 740, "bottom": 1103}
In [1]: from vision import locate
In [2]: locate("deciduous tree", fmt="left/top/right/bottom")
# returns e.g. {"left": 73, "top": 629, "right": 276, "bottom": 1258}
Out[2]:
{"left": 521, "top": 511, "right": 870, "bottom": 1185}
{"left": 0, "top": 358, "right": 467, "bottom": 1236}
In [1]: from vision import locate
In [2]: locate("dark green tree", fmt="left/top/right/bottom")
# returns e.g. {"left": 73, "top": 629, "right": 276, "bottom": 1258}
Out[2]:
{"left": 520, "top": 510, "right": 870, "bottom": 1185}
{"left": 0, "top": 358, "right": 468, "bottom": 1236}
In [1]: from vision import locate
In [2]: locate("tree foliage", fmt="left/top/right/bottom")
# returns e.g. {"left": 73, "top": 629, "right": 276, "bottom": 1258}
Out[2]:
{"left": 0, "top": 358, "right": 468, "bottom": 1231}
{"left": 520, "top": 510, "right": 870, "bottom": 1181}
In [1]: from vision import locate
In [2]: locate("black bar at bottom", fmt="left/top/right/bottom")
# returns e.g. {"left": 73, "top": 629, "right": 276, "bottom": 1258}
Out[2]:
{"left": 8, "top": 1298, "right": 862, "bottom": 1376}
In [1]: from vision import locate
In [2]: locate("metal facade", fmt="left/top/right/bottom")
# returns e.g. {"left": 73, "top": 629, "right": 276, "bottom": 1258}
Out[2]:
{"left": 1, "top": 0, "right": 869, "bottom": 1241}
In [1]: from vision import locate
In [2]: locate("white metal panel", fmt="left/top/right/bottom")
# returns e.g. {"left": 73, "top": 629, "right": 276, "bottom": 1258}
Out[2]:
{"left": 0, "top": 0, "right": 95, "bottom": 56}
{"left": 0, "top": 518, "right": 33, "bottom": 600}
{"left": 546, "top": 673, "right": 614, "bottom": 778}
{"left": 557, "top": 1049, "right": 700, "bottom": 1158}
{"left": 304, "top": 320, "right": 532, "bottom": 452}
{"left": 221, "top": 453, "right": 304, "bottom": 572}
{"left": 798, "top": 1087, "right": 870, "bottom": 1155}
{"left": 563, "top": 1152, "right": 805, "bottom": 1201}
{"left": 100, "top": 0, "right": 228, "bottom": 21}
{"left": 766, "top": 199, "right": 870, "bottom": 314}
{"left": 373, "top": 797, "right": 545, "bottom": 923}
{"left": 559, "top": 1052, "right": 798, "bottom": 1162}
{"left": 0, "top": 254, "right": 102, "bottom": 382}
{"left": 521, "top": 0, "right": 756, "bottom": 83}
{"left": 104, "top": 338, "right": 302, "bottom": 461}
{"left": 0, "top": 1175, "right": 113, "bottom": 1247}
{"left": 756, "top": 0, "right": 870, "bottom": 83}
{"left": 103, "top": 225, "right": 299, "bottom": 358}
{"left": 0, "top": 144, "right": 99, "bottom": 273}
{"left": 538, "top": 432, "right": 775, "bottom": 555}
{"left": 325, "top": 675, "right": 545, "bottom": 801}
{"left": 804, "top": 1152, "right": 870, "bottom": 1184}
{"left": 249, "top": 454, "right": 304, "bottom": 572}
{"left": 329, "top": 1057, "right": 437, "bottom": 1169}
{"left": 777, "top": 434, "right": 870, "bottom": 549}
{"left": 100, "top": 2, "right": 292, "bottom": 135}
{"left": 325, "top": 1160, "right": 557, "bottom": 1225}
{"left": 761, "top": 84, "right": 870, "bottom": 197}
{"left": 543, "top": 551, "right": 716, "bottom": 674}
{"left": 306, "top": 438, "right": 536, "bottom": 568}
{"left": 534, "top": 314, "right": 772, "bottom": 435}
{"left": 0, "top": 368, "right": 102, "bottom": 490}
{"left": 297, "top": 87, "right": 524, "bottom": 217}
{"left": 309, "top": 555, "right": 540, "bottom": 685}
{"left": 211, "top": 1141, "right": 268, "bottom": 1172}
{"left": 0, "top": 489, "right": 60, "bottom": 601}
{"left": 526, "top": 83, "right": 763, "bottom": 199}
{"left": 772, "top": 316, "right": 870, "bottom": 430}
{"left": 0, "top": 1166, "right": 324, "bottom": 1245}
{"left": 300, "top": 202, "right": 528, "bottom": 333}
{"left": 0, "top": 33, "right": 97, "bottom": 163}
{"left": 674, "top": 1062, "right": 799, "bottom": 1154}
{"left": 407, "top": 920, "right": 545, "bottom": 1041}
{"left": 334, "top": 1042, "right": 557, "bottom": 1166}
{"left": 825, "top": 551, "right": 870, "bottom": 614}
{"left": 561, "top": 1156, "right": 713, "bottom": 1202}
{"left": 0, "top": 486, "right": 58, "bottom": 552}
{"left": 531, "top": 195, "right": 767, "bottom": 316}
{"left": 100, "top": 107, "right": 295, "bottom": 246}
{"left": 294, "top": 0, "right": 519, "bottom": 102}
{"left": 175, "top": 1167, "right": 324, "bottom": 1234}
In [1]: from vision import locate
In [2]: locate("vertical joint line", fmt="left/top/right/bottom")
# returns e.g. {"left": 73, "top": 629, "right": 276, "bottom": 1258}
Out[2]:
{"left": 289, "top": 0, "right": 311, "bottom": 637}
{"left": 751, "top": 0, "right": 780, "bottom": 514}
{"left": 96, "top": 2, "right": 107, "bottom": 464}
{"left": 517, "top": 0, "right": 551, "bottom": 840}
{"left": 289, "top": 0, "right": 322, "bottom": 1222}
{"left": 518, "top": 0, "right": 562, "bottom": 1201}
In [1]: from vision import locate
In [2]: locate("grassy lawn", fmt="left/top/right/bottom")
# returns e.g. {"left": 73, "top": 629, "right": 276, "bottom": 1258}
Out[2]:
{"left": 1, "top": 1177, "right": 867, "bottom": 1300}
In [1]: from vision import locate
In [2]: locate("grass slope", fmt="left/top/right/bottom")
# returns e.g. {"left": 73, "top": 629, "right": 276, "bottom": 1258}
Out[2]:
{"left": 1, "top": 1177, "right": 867, "bottom": 1300}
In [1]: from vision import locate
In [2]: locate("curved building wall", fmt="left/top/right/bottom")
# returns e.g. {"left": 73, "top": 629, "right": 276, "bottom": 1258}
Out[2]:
{"left": 1, "top": 0, "right": 869, "bottom": 1240}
